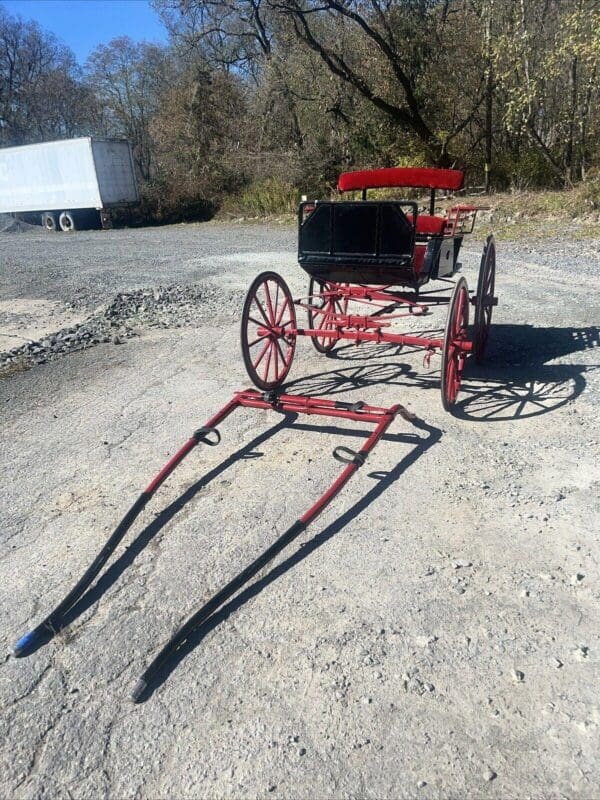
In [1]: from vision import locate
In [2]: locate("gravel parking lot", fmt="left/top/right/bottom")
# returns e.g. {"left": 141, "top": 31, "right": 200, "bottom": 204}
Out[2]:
{"left": 0, "top": 221, "right": 599, "bottom": 799}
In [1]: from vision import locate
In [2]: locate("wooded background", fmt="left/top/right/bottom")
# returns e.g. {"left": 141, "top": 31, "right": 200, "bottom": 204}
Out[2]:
{"left": 1, "top": 0, "right": 599, "bottom": 222}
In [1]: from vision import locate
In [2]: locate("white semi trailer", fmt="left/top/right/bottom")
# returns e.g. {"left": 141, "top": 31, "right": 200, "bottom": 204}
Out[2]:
{"left": 0, "top": 137, "right": 139, "bottom": 231}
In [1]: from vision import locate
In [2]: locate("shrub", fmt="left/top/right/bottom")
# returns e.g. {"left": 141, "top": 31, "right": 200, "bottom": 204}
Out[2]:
{"left": 221, "top": 178, "right": 300, "bottom": 217}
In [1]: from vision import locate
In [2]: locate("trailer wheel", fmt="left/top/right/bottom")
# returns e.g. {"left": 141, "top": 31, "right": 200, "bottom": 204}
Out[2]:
{"left": 41, "top": 212, "right": 58, "bottom": 232}
{"left": 59, "top": 211, "right": 76, "bottom": 232}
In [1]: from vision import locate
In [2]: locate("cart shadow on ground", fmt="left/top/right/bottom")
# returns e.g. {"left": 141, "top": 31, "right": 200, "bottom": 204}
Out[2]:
{"left": 41, "top": 400, "right": 441, "bottom": 700}
{"left": 289, "top": 323, "right": 599, "bottom": 422}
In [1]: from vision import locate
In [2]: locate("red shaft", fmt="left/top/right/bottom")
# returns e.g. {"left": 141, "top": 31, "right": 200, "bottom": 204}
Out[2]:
{"left": 144, "top": 395, "right": 242, "bottom": 494}
{"left": 300, "top": 407, "right": 399, "bottom": 525}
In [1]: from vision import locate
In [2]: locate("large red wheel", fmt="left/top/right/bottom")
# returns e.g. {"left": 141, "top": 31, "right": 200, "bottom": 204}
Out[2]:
{"left": 473, "top": 234, "right": 496, "bottom": 363}
{"left": 440, "top": 276, "right": 469, "bottom": 410}
{"left": 307, "top": 278, "right": 348, "bottom": 354}
{"left": 241, "top": 271, "right": 296, "bottom": 390}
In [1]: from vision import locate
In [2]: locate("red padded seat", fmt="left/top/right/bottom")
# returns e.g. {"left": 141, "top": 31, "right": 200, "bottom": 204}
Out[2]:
{"left": 407, "top": 214, "right": 446, "bottom": 236}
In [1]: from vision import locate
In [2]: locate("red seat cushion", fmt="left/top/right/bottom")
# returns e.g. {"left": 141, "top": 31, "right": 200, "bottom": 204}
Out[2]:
{"left": 407, "top": 214, "right": 446, "bottom": 236}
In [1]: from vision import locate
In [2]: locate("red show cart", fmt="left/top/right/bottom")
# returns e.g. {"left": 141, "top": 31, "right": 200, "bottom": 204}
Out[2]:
{"left": 11, "top": 167, "right": 497, "bottom": 702}
{"left": 241, "top": 167, "right": 497, "bottom": 410}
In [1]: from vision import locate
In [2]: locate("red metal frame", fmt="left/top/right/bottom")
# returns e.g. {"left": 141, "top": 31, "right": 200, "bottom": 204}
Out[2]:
{"left": 257, "top": 282, "right": 473, "bottom": 355}
{"left": 444, "top": 204, "right": 479, "bottom": 236}
{"left": 149, "top": 389, "right": 410, "bottom": 522}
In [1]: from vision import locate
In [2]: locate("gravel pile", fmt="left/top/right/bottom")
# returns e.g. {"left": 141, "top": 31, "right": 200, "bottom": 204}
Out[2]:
{"left": 0, "top": 283, "right": 243, "bottom": 373}
{"left": 0, "top": 214, "right": 37, "bottom": 234}
{"left": 104, "top": 284, "right": 242, "bottom": 327}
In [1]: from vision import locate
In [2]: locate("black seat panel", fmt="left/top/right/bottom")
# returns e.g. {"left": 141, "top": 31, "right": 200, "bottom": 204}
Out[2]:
{"left": 298, "top": 200, "right": 417, "bottom": 286}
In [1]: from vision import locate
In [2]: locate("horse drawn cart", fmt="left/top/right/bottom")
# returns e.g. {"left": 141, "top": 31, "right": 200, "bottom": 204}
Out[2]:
{"left": 12, "top": 167, "right": 498, "bottom": 701}
{"left": 241, "top": 167, "right": 497, "bottom": 409}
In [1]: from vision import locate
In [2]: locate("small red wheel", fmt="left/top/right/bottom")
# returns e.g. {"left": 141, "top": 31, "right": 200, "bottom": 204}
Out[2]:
{"left": 473, "top": 234, "right": 496, "bottom": 363}
{"left": 307, "top": 277, "right": 348, "bottom": 354}
{"left": 441, "top": 276, "right": 469, "bottom": 410}
{"left": 241, "top": 271, "right": 296, "bottom": 390}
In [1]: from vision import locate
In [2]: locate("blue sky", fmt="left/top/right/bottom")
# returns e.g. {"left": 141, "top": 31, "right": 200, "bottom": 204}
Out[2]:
{"left": 2, "top": 0, "right": 168, "bottom": 64}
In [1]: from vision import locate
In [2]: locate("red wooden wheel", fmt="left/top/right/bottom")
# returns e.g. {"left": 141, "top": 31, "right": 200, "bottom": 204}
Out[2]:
{"left": 241, "top": 271, "right": 296, "bottom": 390}
{"left": 307, "top": 278, "right": 348, "bottom": 354}
{"left": 473, "top": 234, "right": 496, "bottom": 363}
{"left": 440, "top": 276, "right": 469, "bottom": 410}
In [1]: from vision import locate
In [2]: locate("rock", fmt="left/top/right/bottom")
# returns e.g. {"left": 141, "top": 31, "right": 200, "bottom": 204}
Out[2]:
{"left": 454, "top": 559, "right": 472, "bottom": 569}
{"left": 483, "top": 767, "right": 497, "bottom": 782}
{"left": 572, "top": 645, "right": 589, "bottom": 660}
{"left": 454, "top": 584, "right": 466, "bottom": 595}
{"left": 571, "top": 573, "right": 584, "bottom": 584}
{"left": 512, "top": 669, "right": 525, "bottom": 682}
{"left": 415, "top": 635, "right": 437, "bottom": 647}
{"left": 417, "top": 780, "right": 427, "bottom": 788}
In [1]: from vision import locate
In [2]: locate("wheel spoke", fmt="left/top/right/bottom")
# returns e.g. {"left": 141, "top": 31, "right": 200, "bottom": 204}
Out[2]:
{"left": 276, "top": 296, "right": 290, "bottom": 326}
{"left": 272, "top": 340, "right": 279, "bottom": 380}
{"left": 263, "top": 280, "right": 276, "bottom": 324}
{"left": 253, "top": 295, "right": 271, "bottom": 326}
{"left": 263, "top": 340, "right": 273, "bottom": 382}
{"left": 248, "top": 333, "right": 269, "bottom": 348}
{"left": 248, "top": 315, "right": 267, "bottom": 329}
{"left": 253, "top": 338, "right": 271, "bottom": 369}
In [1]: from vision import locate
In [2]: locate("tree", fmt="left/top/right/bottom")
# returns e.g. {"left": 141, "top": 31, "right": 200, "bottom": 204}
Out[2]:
{"left": 150, "top": 64, "right": 247, "bottom": 216}
{"left": 271, "top": 0, "right": 493, "bottom": 167}
{"left": 85, "top": 37, "right": 175, "bottom": 180}
{"left": 0, "top": 5, "right": 96, "bottom": 146}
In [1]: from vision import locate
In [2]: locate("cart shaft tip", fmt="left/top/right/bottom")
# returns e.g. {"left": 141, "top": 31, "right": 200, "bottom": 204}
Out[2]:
{"left": 13, "top": 630, "right": 36, "bottom": 657}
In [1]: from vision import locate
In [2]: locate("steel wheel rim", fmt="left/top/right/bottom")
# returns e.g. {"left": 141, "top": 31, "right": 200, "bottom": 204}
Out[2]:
{"left": 241, "top": 272, "right": 296, "bottom": 390}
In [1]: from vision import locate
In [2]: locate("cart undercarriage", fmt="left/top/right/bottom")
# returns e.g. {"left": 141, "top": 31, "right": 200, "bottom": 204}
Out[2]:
{"left": 241, "top": 234, "right": 497, "bottom": 410}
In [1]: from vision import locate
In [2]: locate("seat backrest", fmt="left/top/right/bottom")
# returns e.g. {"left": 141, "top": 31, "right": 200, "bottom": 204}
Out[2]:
{"left": 299, "top": 201, "right": 415, "bottom": 260}
{"left": 406, "top": 214, "right": 447, "bottom": 236}
{"left": 338, "top": 167, "right": 464, "bottom": 193}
